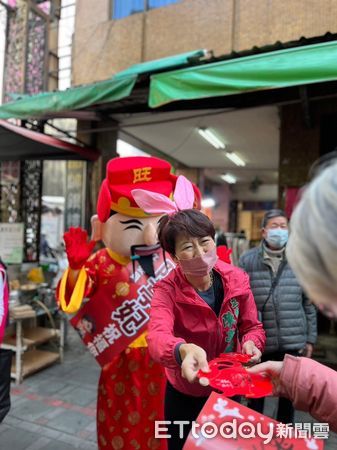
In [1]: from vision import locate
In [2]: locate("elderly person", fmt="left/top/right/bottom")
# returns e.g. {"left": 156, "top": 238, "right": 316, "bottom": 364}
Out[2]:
{"left": 239, "top": 208, "right": 317, "bottom": 424}
{"left": 248, "top": 161, "right": 337, "bottom": 432}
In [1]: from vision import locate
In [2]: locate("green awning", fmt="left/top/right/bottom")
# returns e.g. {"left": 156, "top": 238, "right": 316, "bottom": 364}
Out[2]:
{"left": 114, "top": 49, "right": 206, "bottom": 79}
{"left": 149, "top": 41, "right": 337, "bottom": 108}
{"left": 0, "top": 50, "right": 205, "bottom": 120}
{"left": 0, "top": 76, "right": 137, "bottom": 120}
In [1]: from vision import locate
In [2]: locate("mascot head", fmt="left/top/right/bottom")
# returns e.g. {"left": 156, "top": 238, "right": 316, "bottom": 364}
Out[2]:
{"left": 91, "top": 156, "right": 200, "bottom": 276}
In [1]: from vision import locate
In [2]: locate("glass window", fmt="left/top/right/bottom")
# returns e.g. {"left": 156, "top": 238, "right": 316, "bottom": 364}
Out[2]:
{"left": 148, "top": 0, "right": 179, "bottom": 8}
{"left": 113, "top": 0, "right": 145, "bottom": 19}
{"left": 112, "top": 0, "right": 180, "bottom": 19}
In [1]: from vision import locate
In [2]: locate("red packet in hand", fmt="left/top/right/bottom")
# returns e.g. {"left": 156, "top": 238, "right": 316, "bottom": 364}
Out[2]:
{"left": 183, "top": 392, "right": 325, "bottom": 449}
{"left": 197, "top": 353, "right": 273, "bottom": 398}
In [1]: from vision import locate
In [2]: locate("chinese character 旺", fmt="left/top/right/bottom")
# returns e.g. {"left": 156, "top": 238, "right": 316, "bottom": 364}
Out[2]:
{"left": 312, "top": 423, "right": 329, "bottom": 439}
{"left": 112, "top": 300, "right": 149, "bottom": 337}
{"left": 103, "top": 323, "right": 122, "bottom": 344}
{"left": 294, "top": 422, "right": 311, "bottom": 439}
{"left": 276, "top": 423, "right": 294, "bottom": 439}
{"left": 87, "top": 342, "right": 99, "bottom": 357}
{"left": 93, "top": 334, "right": 109, "bottom": 353}
{"left": 133, "top": 167, "right": 152, "bottom": 183}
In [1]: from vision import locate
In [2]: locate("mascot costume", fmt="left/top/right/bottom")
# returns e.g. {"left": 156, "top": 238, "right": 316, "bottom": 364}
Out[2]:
{"left": 58, "top": 156, "right": 199, "bottom": 450}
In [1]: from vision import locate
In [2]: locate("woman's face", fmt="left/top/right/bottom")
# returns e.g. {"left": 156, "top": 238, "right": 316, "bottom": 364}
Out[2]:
{"left": 174, "top": 234, "right": 215, "bottom": 261}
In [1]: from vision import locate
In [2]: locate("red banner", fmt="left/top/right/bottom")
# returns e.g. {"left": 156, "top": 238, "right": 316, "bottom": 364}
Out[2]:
{"left": 71, "top": 256, "right": 174, "bottom": 367}
{"left": 183, "top": 393, "right": 325, "bottom": 449}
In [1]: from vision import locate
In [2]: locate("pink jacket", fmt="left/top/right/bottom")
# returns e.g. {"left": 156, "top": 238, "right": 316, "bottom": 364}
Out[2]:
{"left": 147, "top": 260, "right": 265, "bottom": 396}
{"left": 280, "top": 354, "right": 337, "bottom": 432}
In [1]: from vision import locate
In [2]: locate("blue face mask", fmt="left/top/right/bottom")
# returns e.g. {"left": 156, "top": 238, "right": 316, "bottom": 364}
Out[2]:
{"left": 266, "top": 229, "right": 289, "bottom": 248}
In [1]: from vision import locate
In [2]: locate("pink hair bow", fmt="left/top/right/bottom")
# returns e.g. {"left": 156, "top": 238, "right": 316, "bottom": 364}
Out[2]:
{"left": 132, "top": 175, "right": 195, "bottom": 215}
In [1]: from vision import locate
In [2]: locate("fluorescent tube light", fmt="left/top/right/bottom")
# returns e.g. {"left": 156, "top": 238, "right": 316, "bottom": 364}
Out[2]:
{"left": 225, "top": 152, "right": 246, "bottom": 167}
{"left": 221, "top": 173, "right": 237, "bottom": 184}
{"left": 197, "top": 128, "right": 225, "bottom": 149}
{"left": 201, "top": 197, "right": 216, "bottom": 208}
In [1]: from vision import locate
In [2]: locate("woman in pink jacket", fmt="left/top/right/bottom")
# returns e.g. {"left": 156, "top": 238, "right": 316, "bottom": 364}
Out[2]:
{"left": 150, "top": 212, "right": 265, "bottom": 448}
{"left": 133, "top": 176, "right": 266, "bottom": 449}
{"left": 248, "top": 159, "right": 337, "bottom": 432}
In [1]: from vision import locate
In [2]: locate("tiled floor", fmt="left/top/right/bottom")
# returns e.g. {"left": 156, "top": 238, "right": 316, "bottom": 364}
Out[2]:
{"left": 1, "top": 330, "right": 336, "bottom": 449}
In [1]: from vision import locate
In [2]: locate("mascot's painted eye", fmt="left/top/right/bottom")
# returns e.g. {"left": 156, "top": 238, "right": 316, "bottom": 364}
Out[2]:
{"left": 119, "top": 219, "right": 143, "bottom": 231}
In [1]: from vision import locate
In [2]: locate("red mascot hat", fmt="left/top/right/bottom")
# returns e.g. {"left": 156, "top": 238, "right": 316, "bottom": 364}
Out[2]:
{"left": 97, "top": 156, "right": 200, "bottom": 222}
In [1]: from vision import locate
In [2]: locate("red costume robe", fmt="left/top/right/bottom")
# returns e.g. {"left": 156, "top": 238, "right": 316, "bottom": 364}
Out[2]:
{"left": 58, "top": 248, "right": 171, "bottom": 450}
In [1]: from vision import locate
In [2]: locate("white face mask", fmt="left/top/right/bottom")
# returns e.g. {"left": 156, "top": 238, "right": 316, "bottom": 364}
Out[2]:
{"left": 177, "top": 246, "right": 218, "bottom": 277}
{"left": 266, "top": 229, "right": 289, "bottom": 248}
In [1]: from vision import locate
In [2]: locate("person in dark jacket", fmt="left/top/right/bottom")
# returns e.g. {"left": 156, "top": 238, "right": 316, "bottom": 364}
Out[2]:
{"left": 239, "top": 209, "right": 317, "bottom": 424}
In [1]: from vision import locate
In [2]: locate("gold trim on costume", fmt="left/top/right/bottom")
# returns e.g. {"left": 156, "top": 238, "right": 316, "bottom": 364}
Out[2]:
{"left": 106, "top": 248, "right": 130, "bottom": 266}
{"left": 129, "top": 331, "right": 148, "bottom": 348}
{"left": 59, "top": 267, "right": 87, "bottom": 313}
{"left": 110, "top": 196, "right": 163, "bottom": 218}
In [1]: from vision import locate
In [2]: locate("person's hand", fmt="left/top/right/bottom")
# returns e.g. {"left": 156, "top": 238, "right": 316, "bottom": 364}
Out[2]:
{"left": 246, "top": 360, "right": 284, "bottom": 393}
{"left": 63, "top": 227, "right": 96, "bottom": 270}
{"left": 179, "top": 343, "right": 209, "bottom": 383}
{"left": 242, "top": 340, "right": 262, "bottom": 363}
{"left": 302, "top": 343, "right": 314, "bottom": 358}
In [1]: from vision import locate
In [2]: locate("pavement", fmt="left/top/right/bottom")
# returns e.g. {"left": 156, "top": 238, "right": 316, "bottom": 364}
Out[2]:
{"left": 0, "top": 329, "right": 337, "bottom": 449}
{"left": 0, "top": 327, "right": 99, "bottom": 449}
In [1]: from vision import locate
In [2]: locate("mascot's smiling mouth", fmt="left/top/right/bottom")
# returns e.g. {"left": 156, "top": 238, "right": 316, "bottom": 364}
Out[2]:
{"left": 131, "top": 243, "right": 161, "bottom": 256}
{"left": 130, "top": 243, "right": 161, "bottom": 277}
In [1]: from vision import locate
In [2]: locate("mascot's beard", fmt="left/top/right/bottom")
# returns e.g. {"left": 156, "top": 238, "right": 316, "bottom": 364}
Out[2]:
{"left": 130, "top": 243, "right": 161, "bottom": 277}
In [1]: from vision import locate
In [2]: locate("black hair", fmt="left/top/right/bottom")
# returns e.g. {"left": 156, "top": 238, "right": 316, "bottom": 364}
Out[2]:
{"left": 261, "top": 209, "right": 288, "bottom": 228}
{"left": 82, "top": 315, "right": 96, "bottom": 333}
{"left": 157, "top": 209, "right": 215, "bottom": 256}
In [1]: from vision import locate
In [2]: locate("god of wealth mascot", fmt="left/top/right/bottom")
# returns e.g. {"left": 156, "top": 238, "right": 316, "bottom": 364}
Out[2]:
{"left": 57, "top": 156, "right": 200, "bottom": 450}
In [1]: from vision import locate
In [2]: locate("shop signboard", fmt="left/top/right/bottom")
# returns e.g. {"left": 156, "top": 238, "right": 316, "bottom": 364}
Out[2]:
{"left": 0, "top": 222, "right": 24, "bottom": 264}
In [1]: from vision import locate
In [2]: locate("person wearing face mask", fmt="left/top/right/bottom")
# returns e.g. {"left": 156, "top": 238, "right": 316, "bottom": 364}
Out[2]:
{"left": 239, "top": 209, "right": 317, "bottom": 424}
{"left": 143, "top": 207, "right": 265, "bottom": 450}
{"left": 247, "top": 160, "right": 337, "bottom": 432}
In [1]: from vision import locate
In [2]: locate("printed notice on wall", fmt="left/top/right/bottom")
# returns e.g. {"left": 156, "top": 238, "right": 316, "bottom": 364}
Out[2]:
{"left": 0, "top": 223, "right": 24, "bottom": 264}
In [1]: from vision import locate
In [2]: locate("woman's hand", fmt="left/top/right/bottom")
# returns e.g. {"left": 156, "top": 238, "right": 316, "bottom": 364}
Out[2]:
{"left": 242, "top": 340, "right": 262, "bottom": 363}
{"left": 246, "top": 360, "right": 284, "bottom": 393}
{"left": 179, "top": 343, "right": 210, "bottom": 383}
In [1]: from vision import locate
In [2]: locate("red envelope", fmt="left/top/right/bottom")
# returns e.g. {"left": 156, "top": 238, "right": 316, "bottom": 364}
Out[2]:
{"left": 197, "top": 353, "right": 273, "bottom": 398}
{"left": 183, "top": 393, "right": 325, "bottom": 449}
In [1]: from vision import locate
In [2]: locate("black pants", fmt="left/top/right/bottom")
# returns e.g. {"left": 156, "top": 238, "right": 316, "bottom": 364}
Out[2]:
{"left": 164, "top": 381, "right": 209, "bottom": 450}
{"left": 247, "top": 350, "right": 300, "bottom": 424}
{"left": 164, "top": 381, "right": 241, "bottom": 450}
{"left": 0, "top": 349, "right": 12, "bottom": 423}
